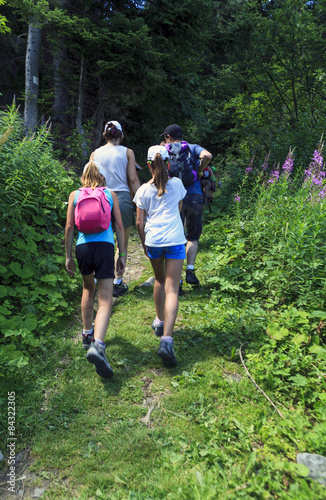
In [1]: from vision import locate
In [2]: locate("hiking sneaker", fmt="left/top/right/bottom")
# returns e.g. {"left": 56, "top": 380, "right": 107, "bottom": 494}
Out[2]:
{"left": 157, "top": 339, "right": 177, "bottom": 366}
{"left": 113, "top": 281, "right": 128, "bottom": 298}
{"left": 86, "top": 341, "right": 114, "bottom": 378}
{"left": 82, "top": 330, "right": 94, "bottom": 350}
{"left": 186, "top": 269, "right": 200, "bottom": 285}
{"left": 152, "top": 320, "right": 164, "bottom": 337}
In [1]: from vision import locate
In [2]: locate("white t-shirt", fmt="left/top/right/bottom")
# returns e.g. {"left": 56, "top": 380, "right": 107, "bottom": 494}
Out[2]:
{"left": 133, "top": 177, "right": 187, "bottom": 247}
{"left": 93, "top": 145, "right": 129, "bottom": 192}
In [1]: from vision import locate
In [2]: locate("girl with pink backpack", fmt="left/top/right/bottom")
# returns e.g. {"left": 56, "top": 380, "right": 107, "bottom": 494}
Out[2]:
{"left": 65, "top": 161, "right": 126, "bottom": 378}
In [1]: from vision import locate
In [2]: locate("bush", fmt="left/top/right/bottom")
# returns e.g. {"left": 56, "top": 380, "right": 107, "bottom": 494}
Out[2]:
{"left": 0, "top": 105, "right": 79, "bottom": 375}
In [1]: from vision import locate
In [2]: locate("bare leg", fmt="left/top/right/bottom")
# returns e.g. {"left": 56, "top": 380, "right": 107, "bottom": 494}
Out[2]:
{"left": 162, "top": 258, "right": 183, "bottom": 337}
{"left": 186, "top": 240, "right": 198, "bottom": 267}
{"left": 150, "top": 257, "right": 183, "bottom": 336}
{"left": 115, "top": 226, "right": 131, "bottom": 280}
{"left": 150, "top": 256, "right": 165, "bottom": 321}
{"left": 94, "top": 278, "right": 113, "bottom": 342}
{"left": 81, "top": 273, "right": 96, "bottom": 331}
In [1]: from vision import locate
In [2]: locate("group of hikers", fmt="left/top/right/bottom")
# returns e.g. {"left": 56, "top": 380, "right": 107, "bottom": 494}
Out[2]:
{"left": 65, "top": 121, "right": 212, "bottom": 378}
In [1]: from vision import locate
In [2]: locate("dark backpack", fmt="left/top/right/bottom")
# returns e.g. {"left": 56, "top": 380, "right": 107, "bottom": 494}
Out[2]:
{"left": 200, "top": 165, "right": 216, "bottom": 211}
{"left": 166, "top": 142, "right": 196, "bottom": 187}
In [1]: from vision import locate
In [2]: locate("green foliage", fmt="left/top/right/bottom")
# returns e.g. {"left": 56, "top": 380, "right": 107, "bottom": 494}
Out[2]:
{"left": 0, "top": 105, "right": 79, "bottom": 374}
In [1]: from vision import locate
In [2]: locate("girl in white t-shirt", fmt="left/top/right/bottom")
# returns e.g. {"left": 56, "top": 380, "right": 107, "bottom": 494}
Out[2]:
{"left": 134, "top": 145, "right": 186, "bottom": 366}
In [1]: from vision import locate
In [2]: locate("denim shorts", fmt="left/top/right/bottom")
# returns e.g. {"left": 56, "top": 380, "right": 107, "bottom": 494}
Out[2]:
{"left": 146, "top": 244, "right": 186, "bottom": 260}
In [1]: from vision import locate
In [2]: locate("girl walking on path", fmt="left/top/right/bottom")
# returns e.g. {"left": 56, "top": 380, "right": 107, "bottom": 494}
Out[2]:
{"left": 134, "top": 146, "right": 187, "bottom": 366}
{"left": 90, "top": 121, "right": 140, "bottom": 297}
{"left": 65, "top": 161, "right": 126, "bottom": 378}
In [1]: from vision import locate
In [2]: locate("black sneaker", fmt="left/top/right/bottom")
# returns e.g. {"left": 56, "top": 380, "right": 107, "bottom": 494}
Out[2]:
{"left": 152, "top": 320, "right": 164, "bottom": 337}
{"left": 186, "top": 269, "right": 200, "bottom": 285}
{"left": 157, "top": 339, "right": 177, "bottom": 366}
{"left": 113, "top": 281, "right": 128, "bottom": 298}
{"left": 86, "top": 342, "right": 114, "bottom": 378}
{"left": 179, "top": 280, "right": 183, "bottom": 297}
{"left": 82, "top": 330, "right": 94, "bottom": 350}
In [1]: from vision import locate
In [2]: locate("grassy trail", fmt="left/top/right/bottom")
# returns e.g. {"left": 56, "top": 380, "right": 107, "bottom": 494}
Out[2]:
{"left": 1, "top": 230, "right": 325, "bottom": 499}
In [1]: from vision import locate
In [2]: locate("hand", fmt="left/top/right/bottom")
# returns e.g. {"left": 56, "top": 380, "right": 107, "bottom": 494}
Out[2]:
{"left": 66, "top": 257, "right": 76, "bottom": 276}
{"left": 116, "top": 255, "right": 126, "bottom": 275}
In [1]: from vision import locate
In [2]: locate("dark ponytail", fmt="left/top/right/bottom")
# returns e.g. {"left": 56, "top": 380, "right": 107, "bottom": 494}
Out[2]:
{"left": 152, "top": 153, "right": 168, "bottom": 197}
{"left": 103, "top": 122, "right": 123, "bottom": 142}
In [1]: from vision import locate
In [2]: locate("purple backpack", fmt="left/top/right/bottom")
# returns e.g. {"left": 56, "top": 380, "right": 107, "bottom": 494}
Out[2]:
{"left": 75, "top": 187, "right": 111, "bottom": 234}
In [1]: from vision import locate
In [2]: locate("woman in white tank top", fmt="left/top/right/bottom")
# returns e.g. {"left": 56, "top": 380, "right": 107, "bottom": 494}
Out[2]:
{"left": 90, "top": 121, "right": 140, "bottom": 297}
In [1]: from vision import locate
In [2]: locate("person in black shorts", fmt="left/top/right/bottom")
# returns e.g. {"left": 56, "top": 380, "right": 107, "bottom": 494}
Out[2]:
{"left": 65, "top": 161, "right": 126, "bottom": 378}
{"left": 161, "top": 124, "right": 212, "bottom": 291}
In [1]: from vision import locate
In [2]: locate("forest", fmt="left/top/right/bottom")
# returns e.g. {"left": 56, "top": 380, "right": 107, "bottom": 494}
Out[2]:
{"left": 2, "top": 0, "right": 326, "bottom": 170}
{"left": 0, "top": 0, "right": 326, "bottom": 498}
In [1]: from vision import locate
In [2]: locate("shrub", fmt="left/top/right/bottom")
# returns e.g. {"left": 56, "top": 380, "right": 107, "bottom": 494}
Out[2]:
{"left": 0, "top": 106, "right": 79, "bottom": 375}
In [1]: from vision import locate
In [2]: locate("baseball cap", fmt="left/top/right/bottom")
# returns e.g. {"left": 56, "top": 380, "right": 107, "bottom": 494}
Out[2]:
{"left": 147, "top": 145, "right": 169, "bottom": 161}
{"left": 104, "top": 120, "right": 123, "bottom": 133}
{"left": 160, "top": 124, "right": 183, "bottom": 138}
{"left": 83, "top": 161, "right": 106, "bottom": 178}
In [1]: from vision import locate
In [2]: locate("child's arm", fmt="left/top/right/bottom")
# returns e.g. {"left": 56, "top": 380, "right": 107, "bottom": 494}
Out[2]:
{"left": 111, "top": 192, "right": 126, "bottom": 275}
{"left": 65, "top": 191, "right": 77, "bottom": 276}
{"left": 136, "top": 207, "right": 148, "bottom": 258}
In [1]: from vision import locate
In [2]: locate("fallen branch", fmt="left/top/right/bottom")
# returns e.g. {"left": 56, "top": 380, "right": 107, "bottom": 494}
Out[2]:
{"left": 239, "top": 343, "right": 284, "bottom": 419}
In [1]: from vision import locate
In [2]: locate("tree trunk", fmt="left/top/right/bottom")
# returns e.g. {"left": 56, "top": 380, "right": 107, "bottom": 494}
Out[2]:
{"left": 24, "top": 21, "right": 41, "bottom": 134}
{"left": 76, "top": 55, "right": 88, "bottom": 161}
{"left": 52, "top": 0, "right": 69, "bottom": 127}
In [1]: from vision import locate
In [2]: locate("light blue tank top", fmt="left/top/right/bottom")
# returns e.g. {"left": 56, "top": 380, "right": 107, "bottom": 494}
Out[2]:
{"left": 74, "top": 188, "right": 115, "bottom": 246}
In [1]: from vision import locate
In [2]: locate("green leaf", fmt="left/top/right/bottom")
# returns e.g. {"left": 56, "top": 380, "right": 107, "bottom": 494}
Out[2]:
{"left": 289, "top": 375, "right": 308, "bottom": 387}
{"left": 292, "top": 333, "right": 310, "bottom": 345}
{"left": 9, "top": 261, "right": 22, "bottom": 276}
{"left": 40, "top": 274, "right": 58, "bottom": 283}
{"left": 310, "top": 311, "right": 326, "bottom": 319}
{"left": 22, "top": 313, "right": 37, "bottom": 331}
{"left": 33, "top": 214, "right": 46, "bottom": 225}
{"left": 0, "top": 286, "right": 7, "bottom": 298}
{"left": 266, "top": 323, "right": 289, "bottom": 340}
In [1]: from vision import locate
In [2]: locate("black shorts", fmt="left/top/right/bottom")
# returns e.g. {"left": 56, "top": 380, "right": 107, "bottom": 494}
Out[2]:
{"left": 181, "top": 193, "right": 204, "bottom": 241}
{"left": 75, "top": 242, "right": 114, "bottom": 279}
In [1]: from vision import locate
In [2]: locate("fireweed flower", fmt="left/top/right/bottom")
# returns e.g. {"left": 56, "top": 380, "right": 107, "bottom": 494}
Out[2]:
{"left": 305, "top": 148, "right": 325, "bottom": 189}
{"left": 267, "top": 170, "right": 280, "bottom": 184}
{"left": 261, "top": 152, "right": 270, "bottom": 171}
{"left": 245, "top": 166, "right": 253, "bottom": 174}
{"left": 234, "top": 195, "right": 241, "bottom": 202}
{"left": 319, "top": 189, "right": 326, "bottom": 199}
{"left": 282, "top": 150, "right": 294, "bottom": 175}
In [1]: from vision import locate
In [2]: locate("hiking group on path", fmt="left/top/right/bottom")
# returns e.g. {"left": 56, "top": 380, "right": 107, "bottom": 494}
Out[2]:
{"left": 65, "top": 121, "right": 212, "bottom": 378}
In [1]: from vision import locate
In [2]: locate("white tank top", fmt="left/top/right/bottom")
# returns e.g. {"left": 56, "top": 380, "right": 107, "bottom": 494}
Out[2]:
{"left": 93, "top": 145, "right": 129, "bottom": 192}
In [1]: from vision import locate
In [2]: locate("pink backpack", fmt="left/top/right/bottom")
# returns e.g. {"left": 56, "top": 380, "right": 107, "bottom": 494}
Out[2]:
{"left": 75, "top": 187, "right": 111, "bottom": 234}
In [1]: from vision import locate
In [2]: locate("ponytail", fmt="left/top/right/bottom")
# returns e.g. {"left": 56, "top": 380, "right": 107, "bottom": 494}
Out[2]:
{"left": 152, "top": 153, "right": 168, "bottom": 197}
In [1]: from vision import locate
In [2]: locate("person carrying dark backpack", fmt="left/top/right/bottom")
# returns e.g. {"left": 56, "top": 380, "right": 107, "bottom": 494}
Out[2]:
{"left": 161, "top": 124, "right": 212, "bottom": 293}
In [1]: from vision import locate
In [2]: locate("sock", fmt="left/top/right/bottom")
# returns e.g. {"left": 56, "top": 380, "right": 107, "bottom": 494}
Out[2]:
{"left": 114, "top": 278, "right": 122, "bottom": 285}
{"left": 187, "top": 265, "right": 194, "bottom": 270}
{"left": 83, "top": 328, "right": 93, "bottom": 336}
{"left": 161, "top": 336, "right": 173, "bottom": 343}
{"left": 153, "top": 317, "right": 164, "bottom": 327}
{"left": 95, "top": 339, "right": 106, "bottom": 347}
